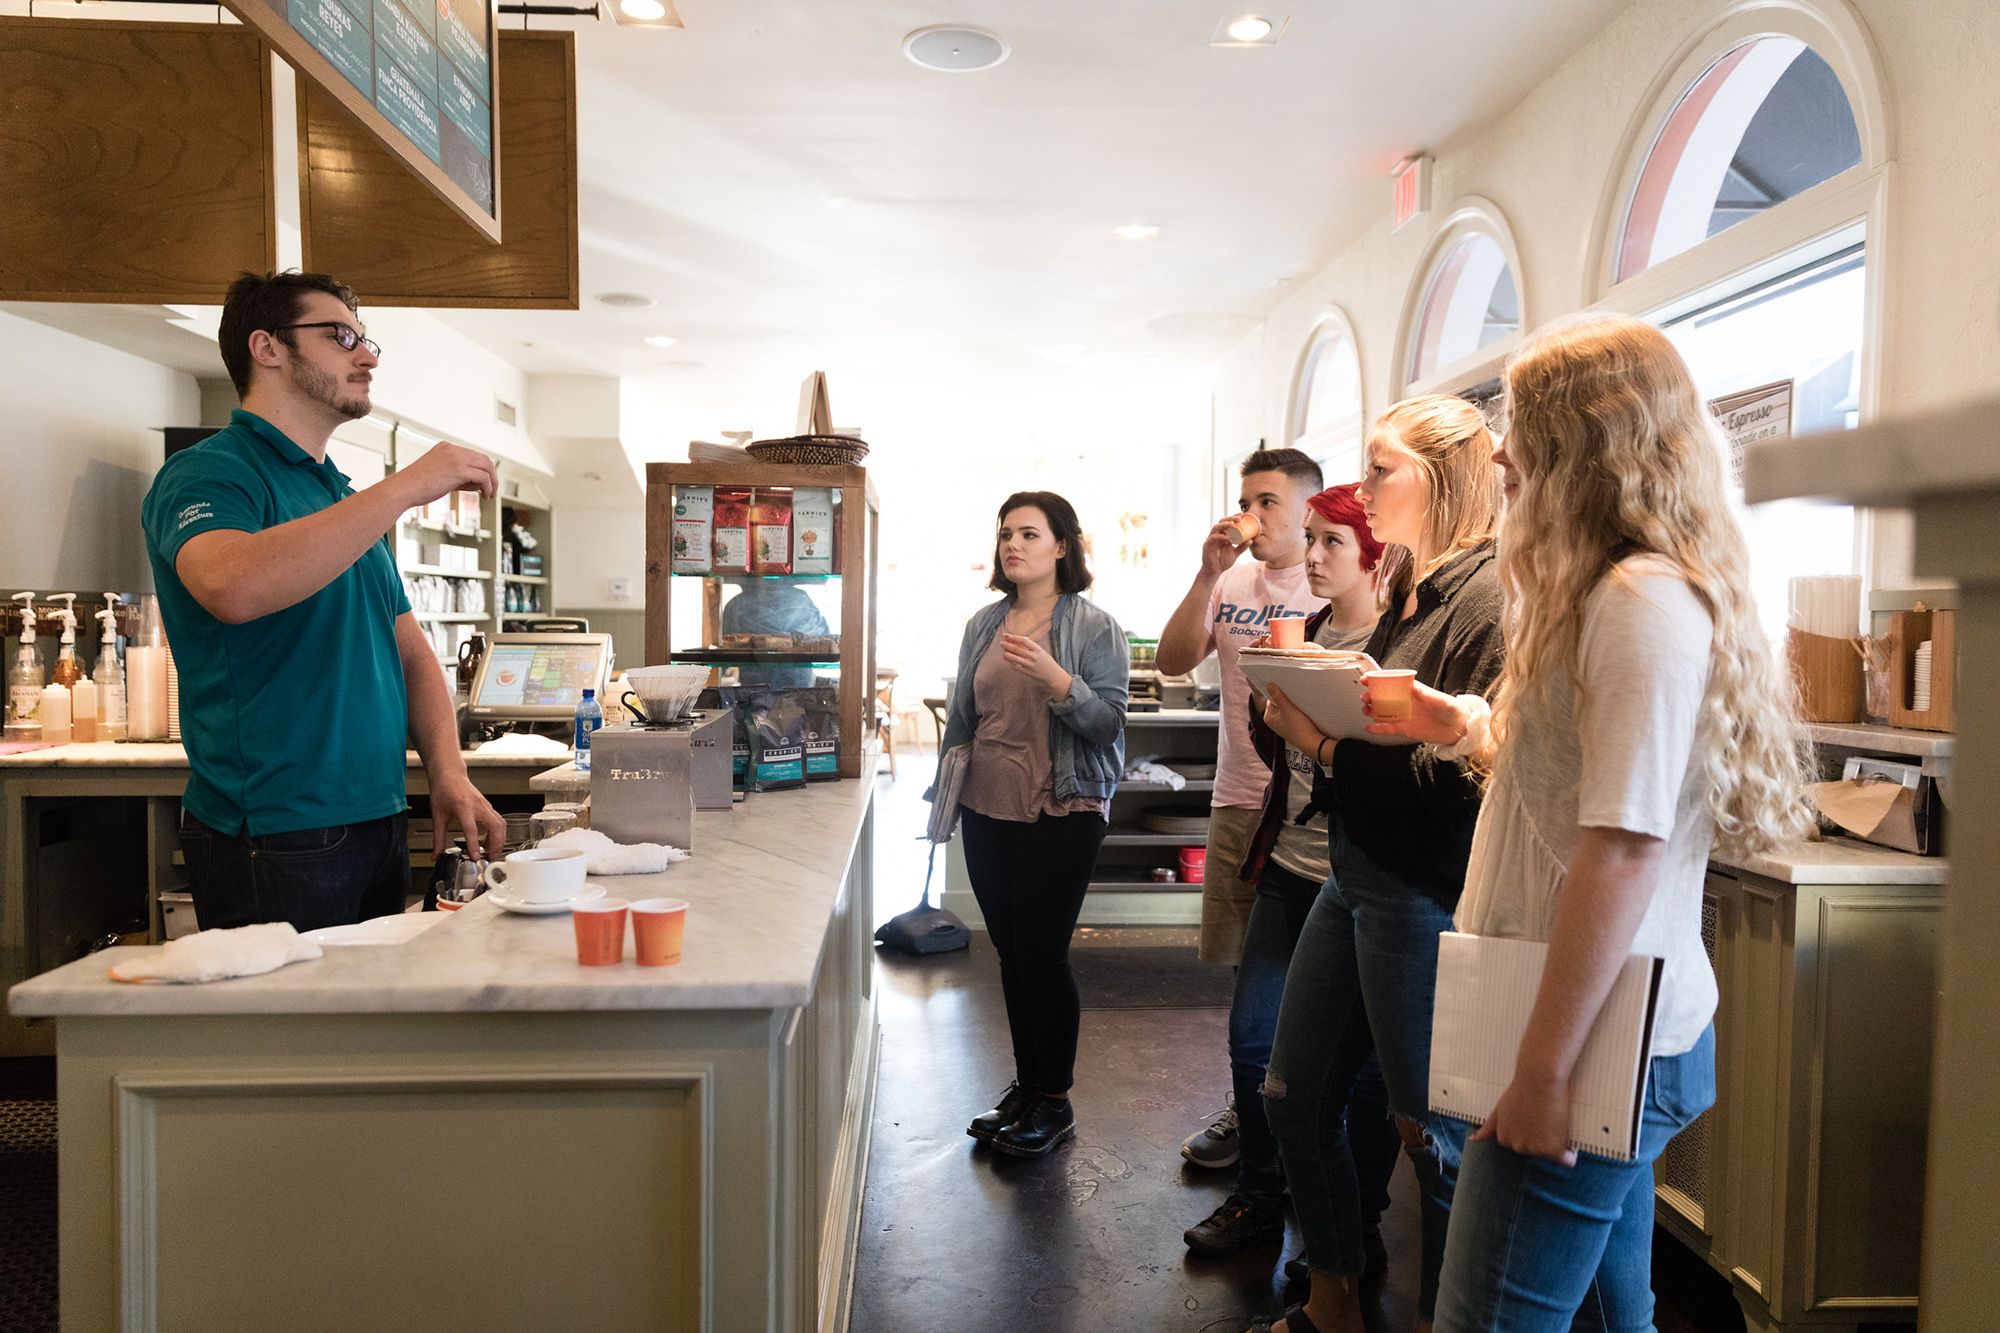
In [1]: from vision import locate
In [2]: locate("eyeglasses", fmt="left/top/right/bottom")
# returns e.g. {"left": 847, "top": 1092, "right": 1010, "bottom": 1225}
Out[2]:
{"left": 271, "top": 321, "right": 381, "bottom": 358}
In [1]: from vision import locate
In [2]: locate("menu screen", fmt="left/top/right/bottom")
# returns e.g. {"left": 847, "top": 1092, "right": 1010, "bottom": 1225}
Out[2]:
{"left": 251, "top": 0, "right": 496, "bottom": 222}
{"left": 475, "top": 643, "right": 605, "bottom": 711}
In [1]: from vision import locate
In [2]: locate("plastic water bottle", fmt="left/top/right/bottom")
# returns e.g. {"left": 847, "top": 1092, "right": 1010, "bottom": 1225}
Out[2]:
{"left": 573, "top": 688, "right": 603, "bottom": 772}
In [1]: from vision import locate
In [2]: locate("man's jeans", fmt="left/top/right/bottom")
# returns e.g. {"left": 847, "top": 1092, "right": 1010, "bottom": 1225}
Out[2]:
{"left": 1232, "top": 863, "right": 1400, "bottom": 1226}
{"left": 180, "top": 811, "right": 410, "bottom": 932}
{"left": 1435, "top": 1026, "right": 1718, "bottom": 1332}
{"left": 1264, "top": 855, "right": 1465, "bottom": 1322}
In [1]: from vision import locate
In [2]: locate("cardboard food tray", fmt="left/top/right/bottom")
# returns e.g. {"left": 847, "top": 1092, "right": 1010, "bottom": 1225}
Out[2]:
{"left": 1236, "top": 652, "right": 1411, "bottom": 747}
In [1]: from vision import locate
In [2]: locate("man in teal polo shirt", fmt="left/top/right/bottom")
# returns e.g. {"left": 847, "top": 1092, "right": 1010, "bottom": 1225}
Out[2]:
{"left": 142, "top": 271, "right": 507, "bottom": 931}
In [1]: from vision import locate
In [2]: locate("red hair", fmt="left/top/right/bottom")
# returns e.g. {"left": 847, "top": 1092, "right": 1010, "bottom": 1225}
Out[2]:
{"left": 1305, "top": 482, "right": 1383, "bottom": 571}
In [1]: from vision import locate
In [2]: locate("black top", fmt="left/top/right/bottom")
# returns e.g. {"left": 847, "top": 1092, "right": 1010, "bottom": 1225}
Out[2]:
{"left": 1311, "top": 540, "right": 1505, "bottom": 906}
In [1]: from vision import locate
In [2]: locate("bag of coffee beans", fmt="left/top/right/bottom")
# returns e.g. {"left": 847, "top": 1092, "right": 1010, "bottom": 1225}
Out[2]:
{"left": 746, "top": 690, "right": 807, "bottom": 792}
{"left": 803, "top": 687, "right": 840, "bottom": 782}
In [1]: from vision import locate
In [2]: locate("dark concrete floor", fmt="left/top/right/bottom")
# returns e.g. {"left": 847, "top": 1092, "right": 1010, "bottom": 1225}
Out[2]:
{"left": 852, "top": 929, "right": 1752, "bottom": 1333}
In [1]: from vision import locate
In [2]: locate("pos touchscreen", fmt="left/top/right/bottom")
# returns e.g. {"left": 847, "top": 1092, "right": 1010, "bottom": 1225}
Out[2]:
{"left": 467, "top": 633, "right": 614, "bottom": 721}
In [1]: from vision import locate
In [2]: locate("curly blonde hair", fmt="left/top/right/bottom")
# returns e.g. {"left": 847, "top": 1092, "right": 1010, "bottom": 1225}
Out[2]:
{"left": 1369, "top": 394, "right": 1501, "bottom": 607}
{"left": 1494, "top": 316, "right": 1811, "bottom": 857}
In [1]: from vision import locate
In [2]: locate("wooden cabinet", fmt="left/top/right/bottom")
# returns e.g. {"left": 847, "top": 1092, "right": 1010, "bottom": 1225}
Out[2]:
{"left": 643, "top": 462, "right": 879, "bottom": 780}
{"left": 1657, "top": 865, "right": 1940, "bottom": 1332}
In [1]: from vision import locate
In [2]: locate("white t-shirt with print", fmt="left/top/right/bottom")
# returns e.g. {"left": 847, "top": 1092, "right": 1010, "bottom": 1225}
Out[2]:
{"left": 1205, "top": 560, "right": 1325, "bottom": 810}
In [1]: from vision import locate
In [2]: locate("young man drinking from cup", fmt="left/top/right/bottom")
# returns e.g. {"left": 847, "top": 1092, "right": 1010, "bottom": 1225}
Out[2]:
{"left": 1154, "top": 448, "right": 1324, "bottom": 1171}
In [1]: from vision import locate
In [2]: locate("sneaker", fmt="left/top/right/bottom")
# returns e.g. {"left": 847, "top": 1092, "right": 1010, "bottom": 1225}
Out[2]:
{"left": 1183, "top": 1194, "right": 1284, "bottom": 1256}
{"left": 1180, "top": 1097, "right": 1241, "bottom": 1169}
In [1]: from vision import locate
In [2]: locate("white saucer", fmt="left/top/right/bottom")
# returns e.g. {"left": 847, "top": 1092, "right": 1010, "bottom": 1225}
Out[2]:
{"left": 485, "top": 885, "right": 606, "bottom": 915}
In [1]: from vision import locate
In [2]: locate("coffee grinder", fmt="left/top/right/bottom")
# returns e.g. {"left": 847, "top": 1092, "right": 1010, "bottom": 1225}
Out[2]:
{"left": 589, "top": 666, "right": 733, "bottom": 850}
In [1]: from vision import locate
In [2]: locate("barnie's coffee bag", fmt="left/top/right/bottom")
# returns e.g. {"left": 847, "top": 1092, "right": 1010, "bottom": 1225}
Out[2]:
{"left": 746, "top": 690, "right": 807, "bottom": 792}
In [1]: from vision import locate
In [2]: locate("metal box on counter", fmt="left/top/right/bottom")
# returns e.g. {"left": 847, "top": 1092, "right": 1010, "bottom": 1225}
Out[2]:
{"left": 588, "top": 712, "right": 733, "bottom": 850}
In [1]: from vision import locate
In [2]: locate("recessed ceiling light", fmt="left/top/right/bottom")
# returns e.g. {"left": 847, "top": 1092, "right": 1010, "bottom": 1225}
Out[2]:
{"left": 642, "top": 335, "right": 678, "bottom": 349}
{"left": 609, "top": 0, "right": 681, "bottom": 26}
{"left": 1211, "top": 14, "right": 1287, "bottom": 46}
{"left": 595, "top": 292, "right": 656, "bottom": 309}
{"left": 903, "top": 25, "right": 1010, "bottom": 73}
{"left": 1112, "top": 224, "right": 1161, "bottom": 242}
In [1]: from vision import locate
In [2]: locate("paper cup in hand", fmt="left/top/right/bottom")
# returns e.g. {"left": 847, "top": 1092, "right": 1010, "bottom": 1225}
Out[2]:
{"left": 485, "top": 847, "right": 588, "bottom": 903}
{"left": 572, "top": 898, "right": 629, "bottom": 966}
{"left": 1221, "top": 512, "right": 1261, "bottom": 547}
{"left": 1268, "top": 616, "right": 1305, "bottom": 649}
{"left": 1362, "top": 669, "right": 1417, "bottom": 722}
{"left": 631, "top": 898, "right": 688, "bottom": 966}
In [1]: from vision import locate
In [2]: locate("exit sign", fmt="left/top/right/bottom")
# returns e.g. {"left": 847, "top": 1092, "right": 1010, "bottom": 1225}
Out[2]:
{"left": 1393, "top": 155, "right": 1431, "bottom": 231}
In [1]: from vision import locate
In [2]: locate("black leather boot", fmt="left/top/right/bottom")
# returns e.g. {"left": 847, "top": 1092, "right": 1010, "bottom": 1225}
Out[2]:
{"left": 989, "top": 1095, "right": 1075, "bottom": 1157}
{"left": 967, "top": 1082, "right": 1034, "bottom": 1143}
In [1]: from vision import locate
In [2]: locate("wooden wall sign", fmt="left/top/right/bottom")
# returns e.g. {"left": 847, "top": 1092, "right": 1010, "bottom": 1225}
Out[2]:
{"left": 300, "top": 30, "right": 577, "bottom": 308}
{"left": 0, "top": 19, "right": 276, "bottom": 303}
{"left": 221, "top": 0, "right": 502, "bottom": 242}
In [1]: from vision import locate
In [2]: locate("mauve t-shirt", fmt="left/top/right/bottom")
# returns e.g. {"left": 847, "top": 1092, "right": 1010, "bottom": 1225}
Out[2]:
{"left": 1205, "top": 560, "right": 1324, "bottom": 810}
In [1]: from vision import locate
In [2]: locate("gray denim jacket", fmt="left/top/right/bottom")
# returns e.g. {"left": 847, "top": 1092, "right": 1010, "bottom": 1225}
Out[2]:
{"left": 937, "top": 593, "right": 1129, "bottom": 802}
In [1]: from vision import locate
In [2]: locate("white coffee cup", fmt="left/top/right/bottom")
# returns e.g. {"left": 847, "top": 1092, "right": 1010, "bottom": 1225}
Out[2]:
{"left": 485, "top": 847, "right": 588, "bottom": 904}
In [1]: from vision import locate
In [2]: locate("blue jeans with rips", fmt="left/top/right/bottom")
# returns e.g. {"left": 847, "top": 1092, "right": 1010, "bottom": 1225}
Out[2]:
{"left": 1232, "top": 863, "right": 1399, "bottom": 1225}
{"left": 1434, "top": 1025, "right": 1717, "bottom": 1332}
{"left": 1263, "top": 849, "right": 1465, "bottom": 1322}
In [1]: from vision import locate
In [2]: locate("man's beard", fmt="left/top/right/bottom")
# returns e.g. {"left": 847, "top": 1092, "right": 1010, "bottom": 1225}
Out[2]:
{"left": 293, "top": 358, "right": 370, "bottom": 421}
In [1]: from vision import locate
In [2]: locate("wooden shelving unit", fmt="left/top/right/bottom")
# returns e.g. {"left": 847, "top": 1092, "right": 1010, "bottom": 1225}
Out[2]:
{"left": 644, "top": 461, "right": 879, "bottom": 780}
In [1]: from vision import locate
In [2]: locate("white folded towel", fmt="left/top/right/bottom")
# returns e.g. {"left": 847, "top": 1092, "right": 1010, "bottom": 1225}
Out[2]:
{"left": 1121, "top": 758, "right": 1187, "bottom": 790}
{"left": 109, "top": 923, "right": 322, "bottom": 985}
{"left": 534, "top": 826, "right": 690, "bottom": 875}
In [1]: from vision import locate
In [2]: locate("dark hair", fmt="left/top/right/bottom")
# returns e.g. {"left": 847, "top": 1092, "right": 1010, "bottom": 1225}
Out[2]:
{"left": 218, "top": 270, "right": 360, "bottom": 396}
{"left": 988, "top": 491, "right": 1092, "bottom": 596}
{"left": 1239, "top": 446, "right": 1322, "bottom": 492}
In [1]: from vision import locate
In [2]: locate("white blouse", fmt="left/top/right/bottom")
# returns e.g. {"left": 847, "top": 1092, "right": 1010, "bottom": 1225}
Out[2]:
{"left": 1454, "top": 557, "right": 1718, "bottom": 1058}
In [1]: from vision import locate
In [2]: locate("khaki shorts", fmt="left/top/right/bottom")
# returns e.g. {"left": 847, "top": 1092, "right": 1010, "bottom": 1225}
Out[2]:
{"left": 1197, "top": 804, "right": 1263, "bottom": 965}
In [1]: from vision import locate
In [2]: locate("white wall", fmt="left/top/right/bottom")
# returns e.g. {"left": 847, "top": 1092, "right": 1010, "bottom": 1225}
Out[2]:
{"left": 553, "top": 506, "right": 646, "bottom": 610}
{"left": 0, "top": 310, "right": 200, "bottom": 592}
{"left": 1208, "top": 0, "right": 2000, "bottom": 588}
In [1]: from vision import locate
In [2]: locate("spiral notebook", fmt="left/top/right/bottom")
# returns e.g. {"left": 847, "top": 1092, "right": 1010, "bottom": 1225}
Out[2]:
{"left": 1428, "top": 932, "right": 1665, "bottom": 1162}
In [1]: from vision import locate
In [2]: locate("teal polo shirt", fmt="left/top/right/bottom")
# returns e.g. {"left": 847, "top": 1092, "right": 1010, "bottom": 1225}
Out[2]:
{"left": 141, "top": 410, "right": 413, "bottom": 837}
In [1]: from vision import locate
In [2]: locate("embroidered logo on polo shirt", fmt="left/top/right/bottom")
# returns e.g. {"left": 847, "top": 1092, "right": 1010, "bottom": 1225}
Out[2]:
{"left": 176, "top": 502, "right": 215, "bottom": 532}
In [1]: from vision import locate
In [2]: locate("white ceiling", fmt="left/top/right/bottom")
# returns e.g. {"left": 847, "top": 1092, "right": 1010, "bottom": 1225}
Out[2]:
{"left": 445, "top": 0, "right": 1637, "bottom": 459}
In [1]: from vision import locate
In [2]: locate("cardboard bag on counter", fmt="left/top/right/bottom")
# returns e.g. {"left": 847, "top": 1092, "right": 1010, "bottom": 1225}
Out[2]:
{"left": 1804, "top": 757, "right": 1943, "bottom": 855}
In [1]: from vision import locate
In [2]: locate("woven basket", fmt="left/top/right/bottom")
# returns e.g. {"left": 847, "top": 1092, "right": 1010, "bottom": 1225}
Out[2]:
{"left": 746, "top": 435, "right": 869, "bottom": 467}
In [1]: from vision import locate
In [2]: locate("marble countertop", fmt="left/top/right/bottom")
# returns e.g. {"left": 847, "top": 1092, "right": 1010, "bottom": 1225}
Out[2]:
{"left": 1711, "top": 836, "right": 1946, "bottom": 885}
{"left": 1744, "top": 395, "right": 2000, "bottom": 504}
{"left": 0, "top": 742, "right": 566, "bottom": 770}
{"left": 9, "top": 770, "right": 875, "bottom": 1017}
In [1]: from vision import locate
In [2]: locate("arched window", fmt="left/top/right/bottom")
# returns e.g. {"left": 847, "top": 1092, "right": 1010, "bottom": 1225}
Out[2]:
{"left": 1617, "top": 38, "right": 1861, "bottom": 282}
{"left": 1287, "top": 311, "right": 1365, "bottom": 478}
{"left": 1400, "top": 205, "right": 1524, "bottom": 392}
{"left": 1592, "top": 2, "right": 1891, "bottom": 639}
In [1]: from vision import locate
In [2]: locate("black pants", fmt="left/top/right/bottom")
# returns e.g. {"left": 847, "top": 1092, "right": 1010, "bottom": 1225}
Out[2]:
{"left": 180, "top": 811, "right": 410, "bottom": 932}
{"left": 960, "top": 806, "right": 1108, "bottom": 1096}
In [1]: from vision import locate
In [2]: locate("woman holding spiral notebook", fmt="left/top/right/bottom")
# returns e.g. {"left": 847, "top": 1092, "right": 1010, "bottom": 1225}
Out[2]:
{"left": 1368, "top": 317, "right": 1811, "bottom": 1331}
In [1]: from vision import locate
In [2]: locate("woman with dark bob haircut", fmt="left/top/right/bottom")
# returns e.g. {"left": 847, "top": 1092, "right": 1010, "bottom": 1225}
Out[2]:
{"left": 934, "top": 491, "right": 1128, "bottom": 1156}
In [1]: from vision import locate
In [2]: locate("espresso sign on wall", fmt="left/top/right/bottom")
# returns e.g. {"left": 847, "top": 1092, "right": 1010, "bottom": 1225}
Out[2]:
{"left": 226, "top": 0, "right": 500, "bottom": 240}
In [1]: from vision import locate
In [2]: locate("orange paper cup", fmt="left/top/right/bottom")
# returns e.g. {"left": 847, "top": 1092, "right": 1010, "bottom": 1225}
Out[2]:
{"left": 1268, "top": 616, "right": 1306, "bottom": 649}
{"left": 1362, "top": 669, "right": 1417, "bottom": 722}
{"left": 631, "top": 898, "right": 689, "bottom": 966}
{"left": 572, "top": 898, "right": 630, "bottom": 966}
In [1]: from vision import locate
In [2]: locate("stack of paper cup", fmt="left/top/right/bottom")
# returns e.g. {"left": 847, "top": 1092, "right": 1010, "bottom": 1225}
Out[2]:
{"left": 1913, "top": 640, "right": 1934, "bottom": 712}
{"left": 165, "top": 648, "right": 180, "bottom": 742}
